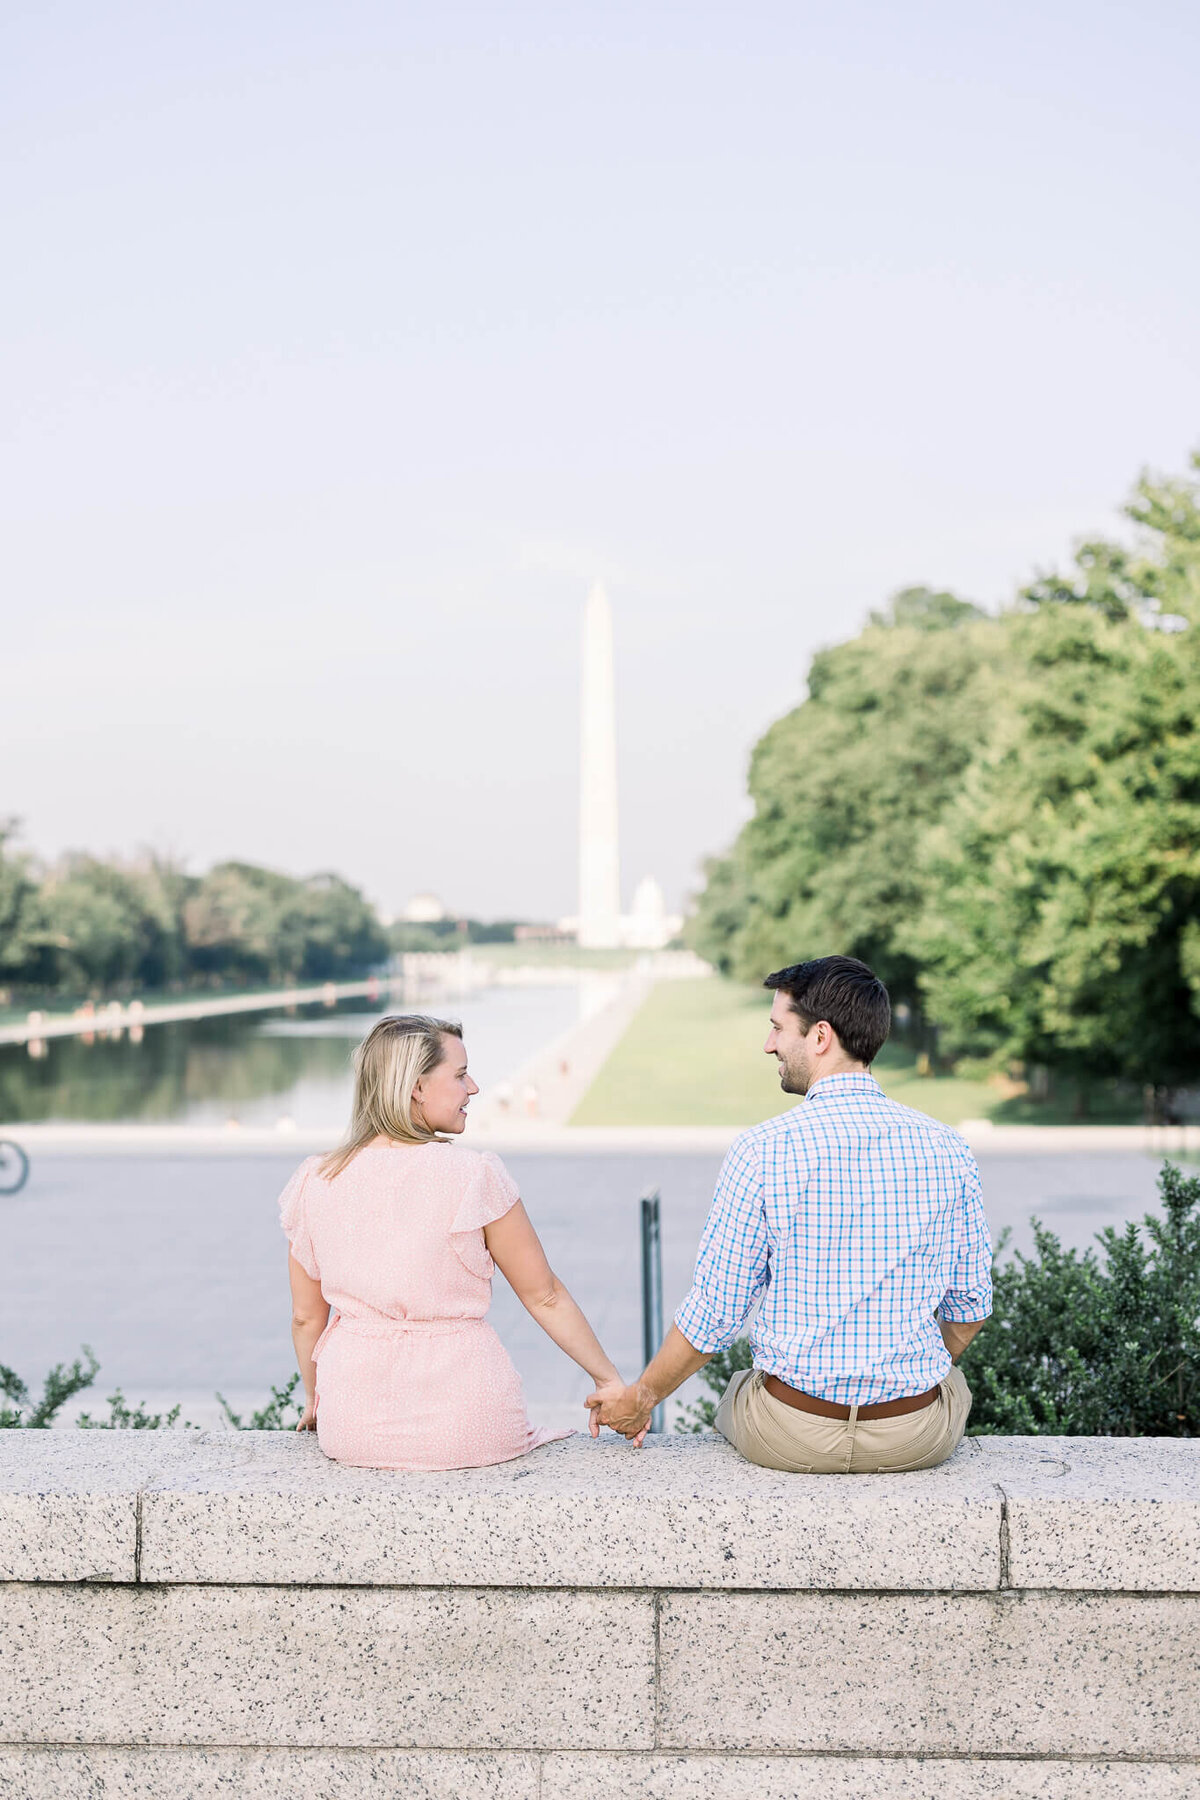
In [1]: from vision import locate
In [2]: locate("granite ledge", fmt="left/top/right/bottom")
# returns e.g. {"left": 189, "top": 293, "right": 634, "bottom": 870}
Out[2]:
{"left": 976, "top": 1436, "right": 1200, "bottom": 1590}
{"left": 138, "top": 1429, "right": 1001, "bottom": 1589}
{"left": 1, "top": 1431, "right": 1197, "bottom": 1592}
{"left": 0, "top": 1433, "right": 167, "bottom": 1583}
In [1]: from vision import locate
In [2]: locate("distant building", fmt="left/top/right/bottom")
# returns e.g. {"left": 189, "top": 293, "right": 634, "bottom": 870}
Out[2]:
{"left": 403, "top": 892, "right": 448, "bottom": 924}
{"left": 622, "top": 876, "right": 682, "bottom": 950}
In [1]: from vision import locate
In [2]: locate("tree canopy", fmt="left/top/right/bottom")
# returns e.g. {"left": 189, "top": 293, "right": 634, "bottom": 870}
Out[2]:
{"left": 0, "top": 839, "right": 389, "bottom": 999}
{"left": 689, "top": 454, "right": 1200, "bottom": 1104}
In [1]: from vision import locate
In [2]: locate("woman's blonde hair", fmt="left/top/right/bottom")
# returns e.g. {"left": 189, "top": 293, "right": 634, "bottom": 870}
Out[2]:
{"left": 318, "top": 1013, "right": 463, "bottom": 1180}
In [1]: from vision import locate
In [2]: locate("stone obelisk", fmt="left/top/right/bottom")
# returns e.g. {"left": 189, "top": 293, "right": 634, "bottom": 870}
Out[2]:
{"left": 577, "top": 583, "right": 622, "bottom": 948}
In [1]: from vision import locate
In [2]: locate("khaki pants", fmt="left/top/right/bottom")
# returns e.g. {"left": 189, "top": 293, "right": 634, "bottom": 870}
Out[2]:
{"left": 713, "top": 1366, "right": 973, "bottom": 1473}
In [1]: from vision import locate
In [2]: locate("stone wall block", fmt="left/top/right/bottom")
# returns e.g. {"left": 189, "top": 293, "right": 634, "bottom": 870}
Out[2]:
{"left": 138, "top": 1432, "right": 1000, "bottom": 1590}
{"left": 658, "top": 1591, "right": 1200, "bottom": 1755}
{"left": 976, "top": 1438, "right": 1200, "bottom": 1590}
{"left": 0, "top": 1585, "right": 655, "bottom": 1749}
{"left": 542, "top": 1755, "right": 1200, "bottom": 1799}
{"left": 0, "top": 1494, "right": 135, "bottom": 1583}
{"left": 0, "top": 1436, "right": 164, "bottom": 1582}
{"left": 0, "top": 1747, "right": 539, "bottom": 1798}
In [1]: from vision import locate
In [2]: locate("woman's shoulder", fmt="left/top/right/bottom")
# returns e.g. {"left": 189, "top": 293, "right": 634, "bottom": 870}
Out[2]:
{"left": 436, "top": 1140, "right": 508, "bottom": 1178}
{"left": 304, "top": 1139, "right": 508, "bottom": 1189}
{"left": 282, "top": 1152, "right": 320, "bottom": 1186}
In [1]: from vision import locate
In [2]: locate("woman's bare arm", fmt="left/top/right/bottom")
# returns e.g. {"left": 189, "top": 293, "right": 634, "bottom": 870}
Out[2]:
{"left": 288, "top": 1252, "right": 330, "bottom": 1430}
{"left": 485, "top": 1202, "right": 620, "bottom": 1386}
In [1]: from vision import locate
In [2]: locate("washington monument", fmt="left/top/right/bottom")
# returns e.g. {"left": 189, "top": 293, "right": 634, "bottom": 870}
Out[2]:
{"left": 577, "top": 582, "right": 621, "bottom": 948}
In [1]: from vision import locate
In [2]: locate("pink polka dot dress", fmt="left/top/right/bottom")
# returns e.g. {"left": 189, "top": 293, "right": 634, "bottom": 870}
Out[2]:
{"left": 278, "top": 1141, "right": 571, "bottom": 1471}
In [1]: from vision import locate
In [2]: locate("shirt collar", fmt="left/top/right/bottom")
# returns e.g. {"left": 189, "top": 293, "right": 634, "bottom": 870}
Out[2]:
{"left": 802, "top": 1070, "right": 882, "bottom": 1104}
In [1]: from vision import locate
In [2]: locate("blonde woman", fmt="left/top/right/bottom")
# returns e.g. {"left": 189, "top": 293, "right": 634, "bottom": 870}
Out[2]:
{"left": 278, "top": 1014, "right": 633, "bottom": 1470}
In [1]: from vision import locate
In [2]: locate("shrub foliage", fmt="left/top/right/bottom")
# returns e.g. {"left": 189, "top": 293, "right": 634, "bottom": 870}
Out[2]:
{"left": 0, "top": 1350, "right": 302, "bottom": 1431}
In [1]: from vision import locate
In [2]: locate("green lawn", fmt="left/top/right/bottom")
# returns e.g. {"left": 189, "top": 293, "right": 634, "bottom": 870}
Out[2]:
{"left": 571, "top": 978, "right": 794, "bottom": 1128}
{"left": 570, "top": 978, "right": 1142, "bottom": 1128}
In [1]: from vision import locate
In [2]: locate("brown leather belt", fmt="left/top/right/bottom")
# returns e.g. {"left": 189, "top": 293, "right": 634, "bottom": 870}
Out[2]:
{"left": 762, "top": 1373, "right": 941, "bottom": 1421}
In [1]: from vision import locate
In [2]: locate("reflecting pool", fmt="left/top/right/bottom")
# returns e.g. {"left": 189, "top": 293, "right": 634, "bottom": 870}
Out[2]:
{"left": 0, "top": 985, "right": 582, "bottom": 1127}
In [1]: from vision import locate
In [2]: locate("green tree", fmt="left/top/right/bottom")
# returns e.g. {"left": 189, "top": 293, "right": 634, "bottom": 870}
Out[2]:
{"left": 902, "top": 459, "right": 1200, "bottom": 1109}
{"left": 291, "top": 874, "right": 389, "bottom": 980}
{"left": 183, "top": 860, "right": 387, "bottom": 985}
{"left": 689, "top": 453, "right": 1200, "bottom": 1107}
{"left": 0, "top": 821, "right": 49, "bottom": 987}
{"left": 182, "top": 861, "right": 293, "bottom": 984}
{"left": 688, "top": 586, "right": 991, "bottom": 1002}
{"left": 40, "top": 854, "right": 184, "bottom": 993}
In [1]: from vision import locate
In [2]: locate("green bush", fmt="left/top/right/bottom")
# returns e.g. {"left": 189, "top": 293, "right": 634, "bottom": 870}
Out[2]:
{"left": 77, "top": 1390, "right": 191, "bottom": 1429}
{"left": 0, "top": 1347, "right": 100, "bottom": 1428}
{"left": 961, "top": 1160, "right": 1200, "bottom": 1434}
{"left": 0, "top": 1350, "right": 303, "bottom": 1431}
{"left": 214, "top": 1375, "right": 303, "bottom": 1430}
{"left": 677, "top": 1161, "right": 1200, "bottom": 1437}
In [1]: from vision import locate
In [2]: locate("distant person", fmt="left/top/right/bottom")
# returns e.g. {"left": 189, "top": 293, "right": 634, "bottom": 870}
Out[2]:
{"left": 280, "top": 1015, "right": 633, "bottom": 1470}
{"left": 587, "top": 956, "right": 992, "bottom": 1471}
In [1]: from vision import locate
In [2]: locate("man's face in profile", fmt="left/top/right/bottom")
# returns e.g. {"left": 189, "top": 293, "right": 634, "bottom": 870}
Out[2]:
{"left": 764, "top": 996, "right": 816, "bottom": 1095}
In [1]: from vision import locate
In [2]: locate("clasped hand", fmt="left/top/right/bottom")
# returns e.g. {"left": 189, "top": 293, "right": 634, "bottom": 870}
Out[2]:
{"left": 585, "top": 1378, "right": 653, "bottom": 1446}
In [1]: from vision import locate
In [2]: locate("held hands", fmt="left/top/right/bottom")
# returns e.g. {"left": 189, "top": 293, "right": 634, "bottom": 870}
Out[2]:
{"left": 585, "top": 1377, "right": 654, "bottom": 1446}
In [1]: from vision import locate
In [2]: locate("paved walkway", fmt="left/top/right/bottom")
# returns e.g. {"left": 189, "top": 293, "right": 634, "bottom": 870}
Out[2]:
{"left": 464, "top": 973, "right": 655, "bottom": 1129}
{"left": 1, "top": 1148, "right": 1174, "bottom": 1432}
{"left": 7, "top": 1116, "right": 1200, "bottom": 1156}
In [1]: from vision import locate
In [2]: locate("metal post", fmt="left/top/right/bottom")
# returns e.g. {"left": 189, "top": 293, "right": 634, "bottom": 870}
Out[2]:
{"left": 640, "top": 1188, "right": 665, "bottom": 1434}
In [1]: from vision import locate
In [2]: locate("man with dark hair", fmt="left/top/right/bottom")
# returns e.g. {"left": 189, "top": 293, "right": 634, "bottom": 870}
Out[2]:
{"left": 587, "top": 954, "right": 992, "bottom": 1471}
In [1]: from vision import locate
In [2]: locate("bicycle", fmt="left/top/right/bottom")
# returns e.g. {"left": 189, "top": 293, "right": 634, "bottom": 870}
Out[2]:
{"left": 0, "top": 1140, "right": 30, "bottom": 1195}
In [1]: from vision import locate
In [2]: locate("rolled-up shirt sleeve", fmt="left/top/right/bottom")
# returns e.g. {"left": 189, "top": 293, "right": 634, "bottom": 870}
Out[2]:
{"left": 674, "top": 1134, "right": 770, "bottom": 1352}
{"left": 939, "top": 1152, "right": 993, "bottom": 1321}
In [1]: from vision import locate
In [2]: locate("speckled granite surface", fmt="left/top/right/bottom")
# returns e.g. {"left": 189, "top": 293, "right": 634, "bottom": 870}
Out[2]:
{"left": 4, "top": 1430, "right": 1199, "bottom": 1593}
{"left": 0, "top": 1748, "right": 539, "bottom": 1797}
{"left": 0, "top": 1583, "right": 653, "bottom": 1747}
{"left": 975, "top": 1436, "right": 1200, "bottom": 1590}
{"left": 1, "top": 1431, "right": 1198, "bottom": 1787}
{"left": 657, "top": 1590, "right": 1200, "bottom": 1755}
{"left": 136, "top": 1428, "right": 1003, "bottom": 1590}
{"left": 543, "top": 1758, "right": 1200, "bottom": 1799}
{"left": 0, "top": 1433, "right": 166, "bottom": 1582}
{"left": 0, "top": 1751, "right": 1194, "bottom": 1799}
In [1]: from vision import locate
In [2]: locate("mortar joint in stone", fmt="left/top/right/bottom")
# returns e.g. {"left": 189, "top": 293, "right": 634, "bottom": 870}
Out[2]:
{"left": 997, "top": 1487, "right": 1011, "bottom": 1590}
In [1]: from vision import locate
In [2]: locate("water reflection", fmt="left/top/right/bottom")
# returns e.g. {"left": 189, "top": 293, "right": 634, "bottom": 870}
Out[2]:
{"left": 0, "top": 1008, "right": 358, "bottom": 1124}
{"left": 0, "top": 985, "right": 582, "bottom": 1127}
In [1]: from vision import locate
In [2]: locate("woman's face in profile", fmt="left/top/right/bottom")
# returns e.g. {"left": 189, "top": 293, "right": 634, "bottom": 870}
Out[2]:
{"left": 413, "top": 1035, "right": 479, "bottom": 1134}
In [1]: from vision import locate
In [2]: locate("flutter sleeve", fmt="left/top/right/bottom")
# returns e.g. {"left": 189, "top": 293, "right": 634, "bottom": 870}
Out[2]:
{"left": 278, "top": 1158, "right": 320, "bottom": 1280}
{"left": 449, "top": 1150, "right": 521, "bottom": 1279}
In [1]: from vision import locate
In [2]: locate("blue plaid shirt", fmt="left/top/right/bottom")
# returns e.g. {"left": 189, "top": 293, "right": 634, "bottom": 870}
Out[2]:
{"left": 674, "top": 1072, "right": 993, "bottom": 1405}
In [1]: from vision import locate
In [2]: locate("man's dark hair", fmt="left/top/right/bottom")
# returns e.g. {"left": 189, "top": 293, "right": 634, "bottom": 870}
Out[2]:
{"left": 763, "top": 956, "right": 891, "bottom": 1065}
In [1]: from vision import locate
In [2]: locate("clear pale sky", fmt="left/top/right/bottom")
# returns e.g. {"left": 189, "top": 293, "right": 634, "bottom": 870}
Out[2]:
{"left": 4, "top": 3, "right": 1198, "bottom": 919}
